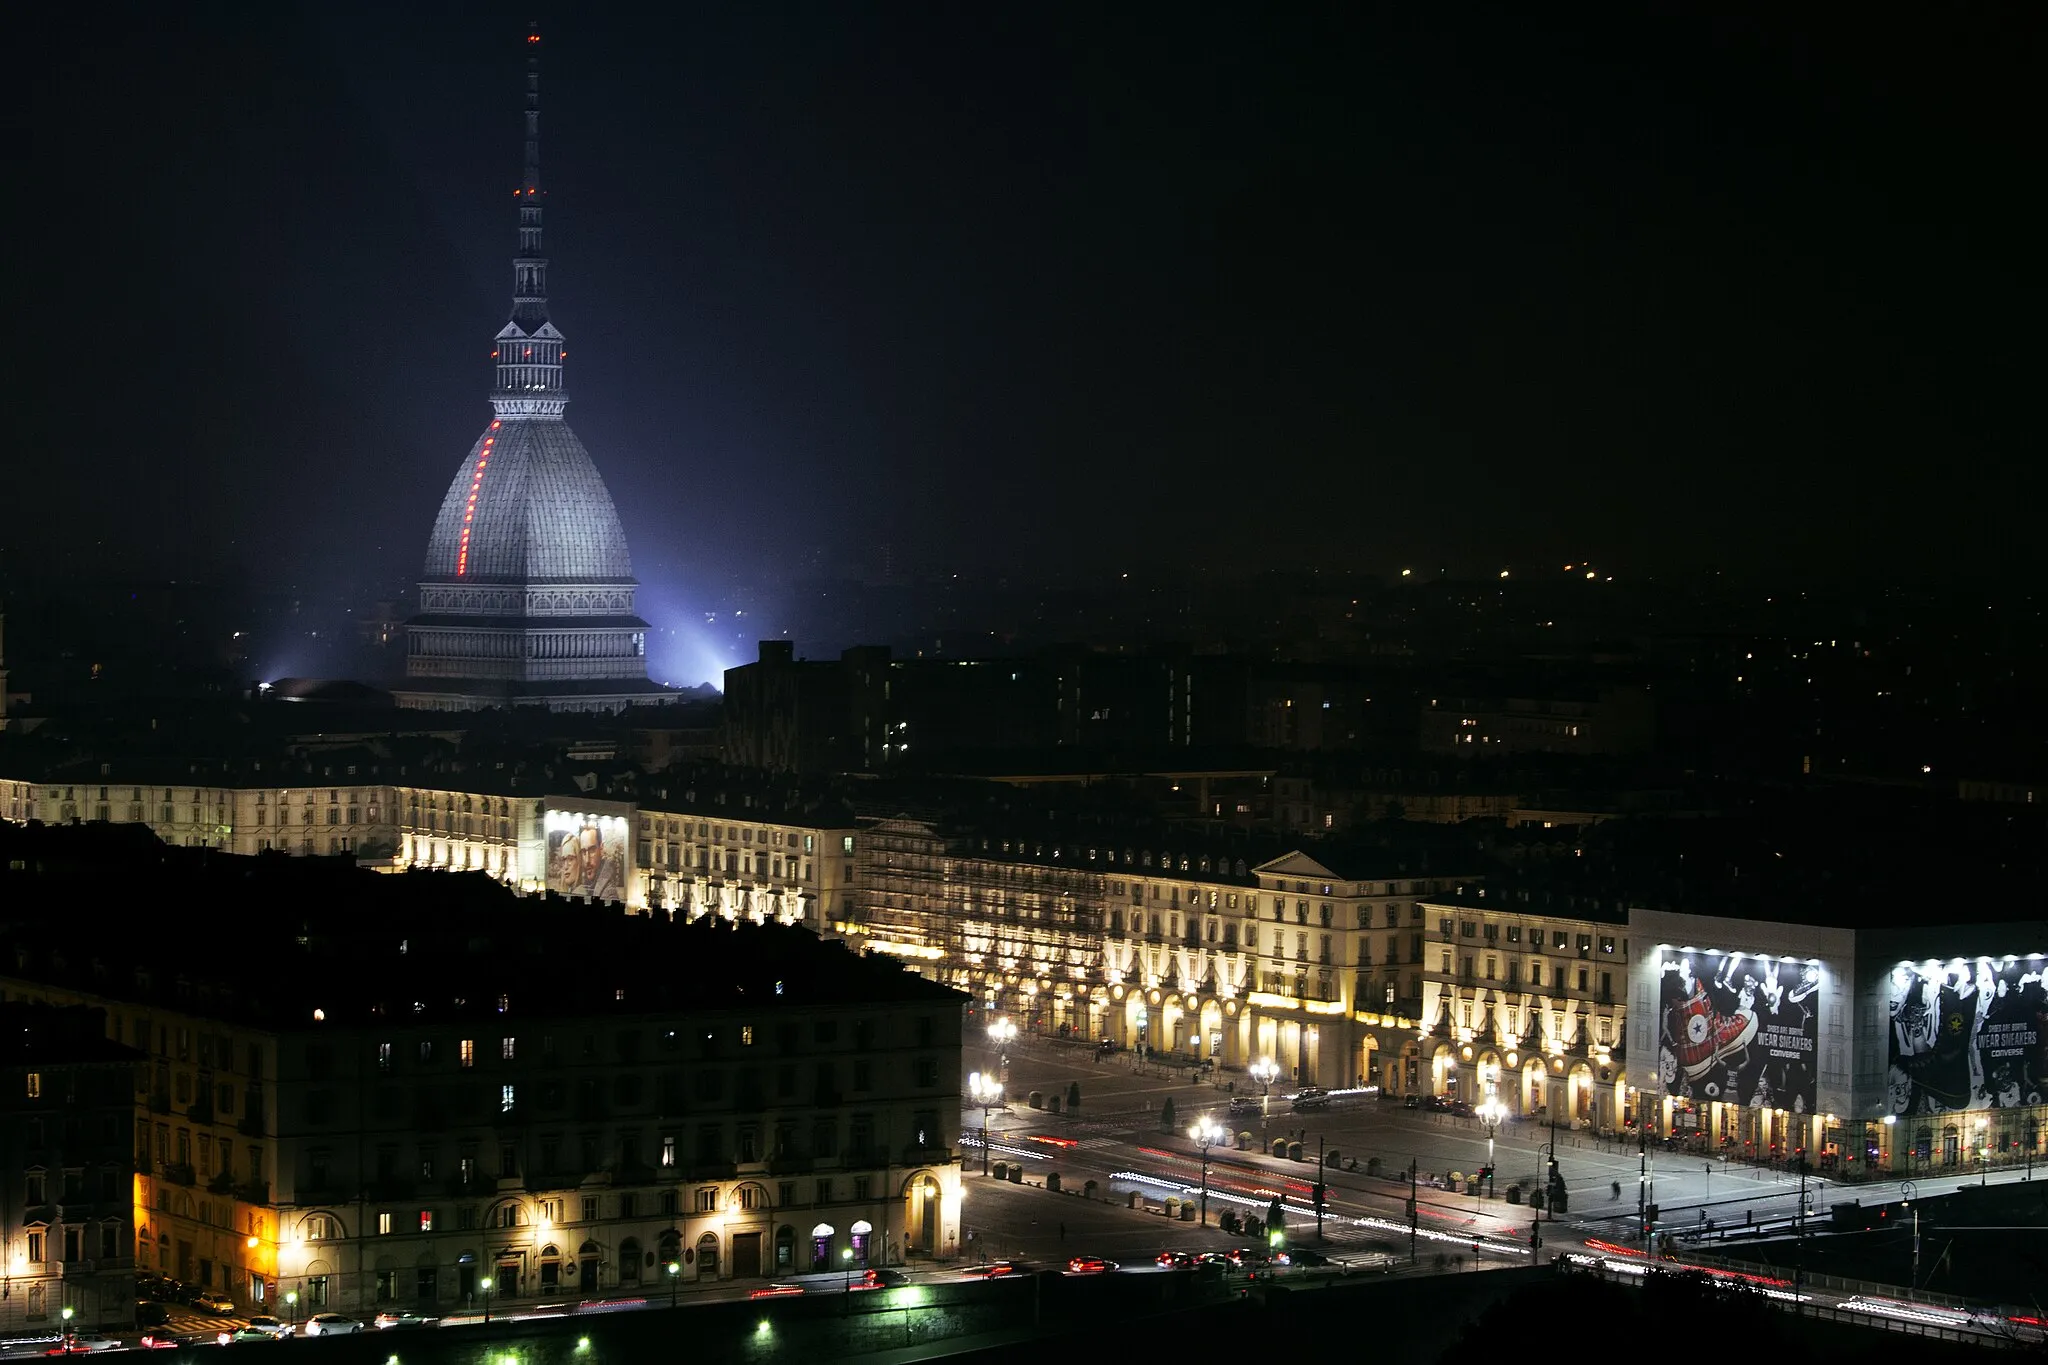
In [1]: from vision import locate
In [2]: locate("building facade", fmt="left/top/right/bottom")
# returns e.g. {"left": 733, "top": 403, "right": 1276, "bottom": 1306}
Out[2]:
{"left": 0, "top": 913, "right": 966, "bottom": 1318}
{"left": 0, "top": 1004, "right": 143, "bottom": 1339}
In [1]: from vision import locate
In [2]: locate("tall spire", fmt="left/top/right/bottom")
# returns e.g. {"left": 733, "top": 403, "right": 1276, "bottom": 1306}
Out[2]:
{"left": 494, "top": 21, "right": 567, "bottom": 418}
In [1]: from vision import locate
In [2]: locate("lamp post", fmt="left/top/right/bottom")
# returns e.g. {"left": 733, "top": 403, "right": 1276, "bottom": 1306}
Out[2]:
{"left": 666, "top": 1260, "right": 680, "bottom": 1309}
{"left": 59, "top": 1306, "right": 73, "bottom": 1353}
{"left": 479, "top": 1276, "right": 493, "bottom": 1325}
{"left": 1188, "top": 1115, "right": 1227, "bottom": 1227}
{"left": 1250, "top": 1057, "right": 1280, "bottom": 1140}
{"left": 968, "top": 1070, "right": 1004, "bottom": 1176}
{"left": 1977, "top": 1118, "right": 1990, "bottom": 1187}
{"left": 987, "top": 1018, "right": 1017, "bottom": 1082}
{"left": 842, "top": 1246, "right": 855, "bottom": 1295}
{"left": 284, "top": 1290, "right": 298, "bottom": 1335}
{"left": 1476, "top": 1091, "right": 1508, "bottom": 1198}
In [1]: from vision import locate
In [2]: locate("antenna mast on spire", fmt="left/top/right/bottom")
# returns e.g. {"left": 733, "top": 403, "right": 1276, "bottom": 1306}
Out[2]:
{"left": 494, "top": 21, "right": 566, "bottom": 416}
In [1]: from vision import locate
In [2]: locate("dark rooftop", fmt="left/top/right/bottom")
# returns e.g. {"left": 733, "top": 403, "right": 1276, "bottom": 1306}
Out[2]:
{"left": 0, "top": 821, "right": 959, "bottom": 1030}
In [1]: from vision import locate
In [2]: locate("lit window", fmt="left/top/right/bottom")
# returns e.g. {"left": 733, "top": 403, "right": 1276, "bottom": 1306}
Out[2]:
{"left": 500, "top": 1084, "right": 516, "bottom": 1113}
{"left": 377, "top": 1213, "right": 392, "bottom": 1236}
{"left": 742, "top": 1026, "right": 754, "bottom": 1046}
{"left": 419, "top": 1210, "right": 434, "bottom": 1233}
{"left": 501, "top": 1037, "right": 516, "bottom": 1061}
{"left": 25, "top": 1072, "right": 40, "bottom": 1099}
{"left": 459, "top": 1039, "right": 474, "bottom": 1068}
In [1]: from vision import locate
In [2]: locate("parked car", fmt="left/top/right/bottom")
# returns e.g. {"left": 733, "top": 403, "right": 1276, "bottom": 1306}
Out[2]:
{"left": 372, "top": 1311, "right": 434, "bottom": 1330}
{"left": 135, "top": 1301, "right": 172, "bottom": 1328}
{"left": 303, "top": 1314, "right": 363, "bottom": 1336}
{"left": 136, "top": 1273, "right": 183, "bottom": 1303}
{"left": 193, "top": 1291, "right": 235, "bottom": 1315}
{"left": 1065, "top": 1256, "right": 1118, "bottom": 1275}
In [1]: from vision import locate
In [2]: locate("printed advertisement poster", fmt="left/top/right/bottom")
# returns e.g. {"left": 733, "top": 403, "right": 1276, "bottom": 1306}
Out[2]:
{"left": 546, "top": 812, "right": 627, "bottom": 902}
{"left": 1886, "top": 957, "right": 2046, "bottom": 1114}
{"left": 1656, "top": 951, "right": 1820, "bottom": 1113}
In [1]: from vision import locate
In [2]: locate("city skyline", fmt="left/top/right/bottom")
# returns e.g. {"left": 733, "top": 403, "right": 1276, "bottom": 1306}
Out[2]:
{"left": 13, "top": 5, "right": 2042, "bottom": 687}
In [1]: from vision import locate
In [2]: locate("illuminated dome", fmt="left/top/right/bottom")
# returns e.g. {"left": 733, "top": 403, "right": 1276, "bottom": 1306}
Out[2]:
{"left": 394, "top": 24, "right": 674, "bottom": 714}
{"left": 421, "top": 418, "right": 632, "bottom": 583}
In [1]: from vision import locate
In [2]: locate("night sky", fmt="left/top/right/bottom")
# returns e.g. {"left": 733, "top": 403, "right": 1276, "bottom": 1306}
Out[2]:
{"left": 14, "top": 4, "right": 2041, "bottom": 640}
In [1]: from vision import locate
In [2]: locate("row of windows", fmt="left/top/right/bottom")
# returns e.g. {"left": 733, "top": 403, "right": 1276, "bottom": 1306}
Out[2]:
{"left": 348, "top": 1017, "right": 941, "bottom": 1073}
{"left": 1443, "top": 919, "right": 1621, "bottom": 955}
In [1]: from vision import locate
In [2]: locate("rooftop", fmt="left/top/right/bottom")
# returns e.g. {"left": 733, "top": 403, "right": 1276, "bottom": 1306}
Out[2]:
{"left": 0, "top": 822, "right": 959, "bottom": 1030}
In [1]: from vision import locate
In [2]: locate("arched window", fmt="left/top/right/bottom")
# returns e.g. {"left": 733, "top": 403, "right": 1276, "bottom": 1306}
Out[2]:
{"left": 696, "top": 1232, "right": 720, "bottom": 1278}
{"left": 618, "top": 1237, "right": 641, "bottom": 1283}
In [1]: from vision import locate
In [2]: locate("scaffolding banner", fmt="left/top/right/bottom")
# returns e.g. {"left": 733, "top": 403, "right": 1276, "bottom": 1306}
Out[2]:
{"left": 1655, "top": 950, "right": 1820, "bottom": 1114}
{"left": 1886, "top": 957, "right": 2046, "bottom": 1114}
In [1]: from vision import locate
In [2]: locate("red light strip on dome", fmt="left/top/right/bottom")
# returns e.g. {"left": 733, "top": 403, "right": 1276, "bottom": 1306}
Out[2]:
{"left": 454, "top": 421, "right": 503, "bottom": 576}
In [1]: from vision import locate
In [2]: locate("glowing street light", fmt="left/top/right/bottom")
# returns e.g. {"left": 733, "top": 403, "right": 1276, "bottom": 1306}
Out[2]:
{"left": 842, "top": 1246, "right": 856, "bottom": 1295}
{"left": 1249, "top": 1057, "right": 1280, "bottom": 1135}
{"left": 59, "top": 1307, "right": 74, "bottom": 1353}
{"left": 479, "top": 1276, "right": 493, "bottom": 1325}
{"left": 666, "top": 1260, "right": 680, "bottom": 1308}
{"left": 1188, "top": 1116, "right": 1228, "bottom": 1226}
{"left": 968, "top": 1071, "right": 1004, "bottom": 1176}
{"left": 986, "top": 1017, "right": 1016, "bottom": 1081}
{"left": 284, "top": 1290, "right": 298, "bottom": 1334}
{"left": 1476, "top": 1091, "right": 1510, "bottom": 1198}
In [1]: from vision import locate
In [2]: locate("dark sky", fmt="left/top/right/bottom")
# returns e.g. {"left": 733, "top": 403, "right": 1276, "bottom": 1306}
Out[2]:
{"left": 14, "top": 4, "right": 2042, "bottom": 620}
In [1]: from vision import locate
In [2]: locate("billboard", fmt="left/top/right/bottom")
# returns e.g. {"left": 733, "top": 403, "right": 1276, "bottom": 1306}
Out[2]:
{"left": 1886, "top": 956, "right": 2046, "bottom": 1114}
{"left": 545, "top": 810, "right": 629, "bottom": 902}
{"left": 1655, "top": 950, "right": 1820, "bottom": 1113}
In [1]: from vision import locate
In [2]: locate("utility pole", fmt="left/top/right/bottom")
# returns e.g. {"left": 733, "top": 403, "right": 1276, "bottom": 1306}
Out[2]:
{"left": 1408, "top": 1158, "right": 1419, "bottom": 1266}
{"left": 1794, "top": 1157, "right": 1808, "bottom": 1314}
{"left": 1314, "top": 1134, "right": 1326, "bottom": 1240}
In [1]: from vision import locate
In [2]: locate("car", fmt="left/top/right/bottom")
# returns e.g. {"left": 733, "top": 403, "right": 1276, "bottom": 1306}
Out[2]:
{"left": 747, "top": 1285, "right": 805, "bottom": 1300}
{"left": 848, "top": 1268, "right": 907, "bottom": 1291}
{"left": 1193, "top": 1252, "right": 1233, "bottom": 1269}
{"left": 193, "top": 1291, "right": 235, "bottom": 1315}
{"left": 373, "top": 1311, "right": 435, "bottom": 1330}
{"left": 140, "top": 1333, "right": 212, "bottom": 1351}
{"left": 1291, "top": 1086, "right": 1330, "bottom": 1110}
{"left": 1224, "top": 1247, "right": 1272, "bottom": 1269}
{"left": 1226, "top": 1097, "right": 1260, "bottom": 1116}
{"left": 135, "top": 1301, "right": 172, "bottom": 1328}
{"left": 1288, "top": 1248, "right": 1333, "bottom": 1266}
{"left": 1154, "top": 1250, "right": 1197, "bottom": 1270}
{"left": 1065, "top": 1256, "right": 1118, "bottom": 1275}
{"left": 961, "top": 1261, "right": 1025, "bottom": 1279}
{"left": 44, "top": 1337, "right": 125, "bottom": 1355}
{"left": 222, "top": 1317, "right": 292, "bottom": 1343}
{"left": 303, "top": 1314, "right": 364, "bottom": 1336}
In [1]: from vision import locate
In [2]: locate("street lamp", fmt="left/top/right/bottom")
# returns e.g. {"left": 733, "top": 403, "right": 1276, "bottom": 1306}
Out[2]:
{"left": 59, "top": 1307, "right": 73, "bottom": 1353}
{"left": 479, "top": 1276, "right": 492, "bottom": 1325}
{"left": 968, "top": 1070, "right": 1004, "bottom": 1176}
{"left": 666, "top": 1260, "right": 681, "bottom": 1308}
{"left": 1249, "top": 1057, "right": 1280, "bottom": 1137}
{"left": 1188, "top": 1115, "right": 1228, "bottom": 1227}
{"left": 1977, "top": 1118, "right": 1990, "bottom": 1187}
{"left": 987, "top": 1017, "right": 1017, "bottom": 1081}
{"left": 842, "top": 1246, "right": 855, "bottom": 1295}
{"left": 1476, "top": 1092, "right": 1509, "bottom": 1198}
{"left": 284, "top": 1290, "right": 298, "bottom": 1334}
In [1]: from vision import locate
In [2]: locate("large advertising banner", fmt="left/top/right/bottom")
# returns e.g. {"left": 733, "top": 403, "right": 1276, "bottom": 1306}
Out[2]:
{"left": 1886, "top": 957, "right": 2046, "bottom": 1114}
{"left": 1656, "top": 950, "right": 1821, "bottom": 1113}
{"left": 545, "top": 810, "right": 629, "bottom": 902}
